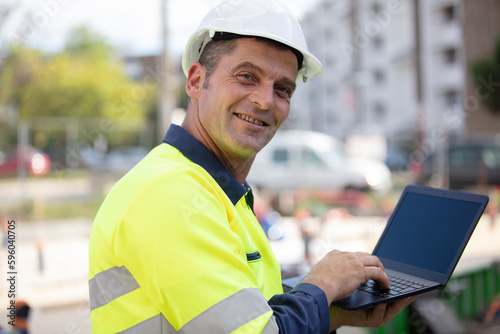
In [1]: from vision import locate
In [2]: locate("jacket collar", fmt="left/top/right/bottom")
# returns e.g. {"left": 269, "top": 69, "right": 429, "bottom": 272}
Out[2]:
{"left": 162, "top": 124, "right": 252, "bottom": 207}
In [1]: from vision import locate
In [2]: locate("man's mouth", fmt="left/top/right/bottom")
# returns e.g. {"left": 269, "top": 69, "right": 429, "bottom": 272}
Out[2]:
{"left": 235, "top": 113, "right": 267, "bottom": 126}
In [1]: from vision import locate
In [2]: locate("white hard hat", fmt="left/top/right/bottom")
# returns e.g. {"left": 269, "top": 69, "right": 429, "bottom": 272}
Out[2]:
{"left": 182, "top": 0, "right": 322, "bottom": 83}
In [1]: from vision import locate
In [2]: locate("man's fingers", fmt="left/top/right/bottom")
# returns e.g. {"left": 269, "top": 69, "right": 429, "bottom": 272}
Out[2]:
{"left": 365, "top": 266, "right": 390, "bottom": 289}
{"left": 358, "top": 254, "right": 385, "bottom": 269}
{"left": 357, "top": 254, "right": 389, "bottom": 289}
{"left": 354, "top": 254, "right": 389, "bottom": 299}
{"left": 383, "top": 296, "right": 417, "bottom": 322}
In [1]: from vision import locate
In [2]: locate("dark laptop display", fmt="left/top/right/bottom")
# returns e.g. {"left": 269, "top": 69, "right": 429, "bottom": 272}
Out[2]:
{"left": 375, "top": 191, "right": 482, "bottom": 277}
{"left": 283, "top": 185, "right": 489, "bottom": 311}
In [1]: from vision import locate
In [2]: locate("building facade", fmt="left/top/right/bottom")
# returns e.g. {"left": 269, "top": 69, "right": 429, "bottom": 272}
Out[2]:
{"left": 289, "top": 0, "right": 471, "bottom": 152}
{"left": 462, "top": 0, "right": 500, "bottom": 138}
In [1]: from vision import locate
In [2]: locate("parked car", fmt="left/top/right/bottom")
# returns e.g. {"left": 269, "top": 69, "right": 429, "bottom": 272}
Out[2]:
{"left": 104, "top": 146, "right": 149, "bottom": 174}
{"left": 411, "top": 140, "right": 500, "bottom": 190}
{"left": 0, "top": 146, "right": 51, "bottom": 177}
{"left": 247, "top": 130, "right": 392, "bottom": 193}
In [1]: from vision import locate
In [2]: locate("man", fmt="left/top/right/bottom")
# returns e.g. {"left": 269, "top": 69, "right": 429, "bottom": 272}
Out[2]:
{"left": 88, "top": 0, "right": 415, "bottom": 333}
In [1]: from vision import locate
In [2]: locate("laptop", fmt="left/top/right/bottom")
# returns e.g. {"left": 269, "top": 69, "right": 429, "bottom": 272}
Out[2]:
{"left": 282, "top": 185, "right": 489, "bottom": 311}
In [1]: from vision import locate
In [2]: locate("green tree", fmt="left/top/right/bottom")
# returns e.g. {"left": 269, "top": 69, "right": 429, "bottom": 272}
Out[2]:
{"left": 18, "top": 27, "right": 147, "bottom": 120}
{"left": 471, "top": 36, "right": 500, "bottom": 114}
{"left": 0, "top": 27, "right": 157, "bottom": 150}
{"left": 0, "top": 46, "right": 44, "bottom": 108}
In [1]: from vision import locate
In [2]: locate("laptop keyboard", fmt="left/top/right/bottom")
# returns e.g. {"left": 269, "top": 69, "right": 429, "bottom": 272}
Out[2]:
{"left": 358, "top": 273, "right": 429, "bottom": 298}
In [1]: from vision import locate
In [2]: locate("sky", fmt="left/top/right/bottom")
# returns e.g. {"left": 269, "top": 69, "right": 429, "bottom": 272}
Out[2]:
{"left": 0, "top": 0, "right": 321, "bottom": 56}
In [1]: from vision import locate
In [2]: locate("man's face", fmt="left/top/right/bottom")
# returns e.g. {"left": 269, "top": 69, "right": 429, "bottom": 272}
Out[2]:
{"left": 197, "top": 38, "right": 298, "bottom": 162}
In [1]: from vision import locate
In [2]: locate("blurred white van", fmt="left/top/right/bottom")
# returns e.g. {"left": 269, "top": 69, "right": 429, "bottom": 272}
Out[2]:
{"left": 247, "top": 130, "right": 392, "bottom": 193}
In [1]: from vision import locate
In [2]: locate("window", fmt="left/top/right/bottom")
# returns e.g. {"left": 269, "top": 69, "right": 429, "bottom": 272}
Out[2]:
{"left": 443, "top": 48, "right": 458, "bottom": 64}
{"left": 374, "top": 101, "right": 387, "bottom": 119}
{"left": 371, "top": 1, "right": 382, "bottom": 14}
{"left": 273, "top": 149, "right": 289, "bottom": 164}
{"left": 444, "top": 90, "right": 460, "bottom": 107}
{"left": 301, "top": 148, "right": 326, "bottom": 167}
{"left": 450, "top": 147, "right": 479, "bottom": 169}
{"left": 373, "top": 69, "right": 386, "bottom": 84}
{"left": 372, "top": 36, "right": 384, "bottom": 50}
{"left": 442, "top": 5, "right": 457, "bottom": 22}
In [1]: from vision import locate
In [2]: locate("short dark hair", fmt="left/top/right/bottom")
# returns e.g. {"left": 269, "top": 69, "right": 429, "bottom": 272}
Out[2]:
{"left": 199, "top": 38, "right": 238, "bottom": 89}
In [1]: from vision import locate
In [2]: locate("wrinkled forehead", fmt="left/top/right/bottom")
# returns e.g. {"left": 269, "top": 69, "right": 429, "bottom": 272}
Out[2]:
{"left": 226, "top": 38, "right": 299, "bottom": 81}
{"left": 211, "top": 32, "right": 303, "bottom": 71}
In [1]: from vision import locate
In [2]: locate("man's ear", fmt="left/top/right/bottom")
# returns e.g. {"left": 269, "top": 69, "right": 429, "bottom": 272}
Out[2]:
{"left": 186, "top": 62, "right": 205, "bottom": 99}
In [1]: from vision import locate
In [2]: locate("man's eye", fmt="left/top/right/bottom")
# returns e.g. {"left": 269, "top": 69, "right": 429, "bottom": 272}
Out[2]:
{"left": 239, "top": 74, "right": 253, "bottom": 81}
{"left": 275, "top": 86, "right": 291, "bottom": 97}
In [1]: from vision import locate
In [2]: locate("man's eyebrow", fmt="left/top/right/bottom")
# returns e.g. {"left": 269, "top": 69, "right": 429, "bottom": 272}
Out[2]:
{"left": 233, "top": 61, "right": 264, "bottom": 75}
{"left": 233, "top": 61, "right": 297, "bottom": 92}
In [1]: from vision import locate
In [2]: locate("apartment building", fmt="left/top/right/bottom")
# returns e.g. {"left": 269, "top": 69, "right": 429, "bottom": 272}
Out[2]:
{"left": 290, "top": 0, "right": 468, "bottom": 151}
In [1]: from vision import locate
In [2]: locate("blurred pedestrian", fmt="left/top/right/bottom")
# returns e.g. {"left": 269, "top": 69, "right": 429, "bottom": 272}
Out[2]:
{"left": 36, "top": 238, "right": 44, "bottom": 273}
{"left": 1, "top": 217, "right": 8, "bottom": 248}
{"left": 254, "top": 196, "right": 283, "bottom": 241}
{"left": 13, "top": 301, "right": 30, "bottom": 334}
{"left": 295, "top": 208, "right": 314, "bottom": 265}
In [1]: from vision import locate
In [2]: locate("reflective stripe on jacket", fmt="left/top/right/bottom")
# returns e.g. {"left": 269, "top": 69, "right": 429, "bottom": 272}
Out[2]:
{"left": 89, "top": 266, "right": 278, "bottom": 333}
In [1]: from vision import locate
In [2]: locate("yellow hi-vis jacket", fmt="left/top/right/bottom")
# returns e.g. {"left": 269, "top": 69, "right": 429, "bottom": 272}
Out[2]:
{"left": 88, "top": 125, "right": 330, "bottom": 334}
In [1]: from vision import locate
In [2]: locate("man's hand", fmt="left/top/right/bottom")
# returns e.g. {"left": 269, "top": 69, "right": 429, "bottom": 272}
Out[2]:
{"left": 329, "top": 296, "right": 417, "bottom": 331}
{"left": 300, "top": 249, "right": 417, "bottom": 331}
{"left": 301, "top": 250, "right": 389, "bottom": 304}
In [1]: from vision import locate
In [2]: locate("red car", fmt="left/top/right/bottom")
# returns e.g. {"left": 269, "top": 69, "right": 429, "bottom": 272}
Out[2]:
{"left": 0, "top": 146, "right": 51, "bottom": 177}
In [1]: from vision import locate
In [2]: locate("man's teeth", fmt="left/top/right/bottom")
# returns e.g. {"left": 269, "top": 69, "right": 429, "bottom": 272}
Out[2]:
{"left": 237, "top": 114, "right": 265, "bottom": 126}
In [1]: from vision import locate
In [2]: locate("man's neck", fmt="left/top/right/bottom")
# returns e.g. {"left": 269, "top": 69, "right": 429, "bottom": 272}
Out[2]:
{"left": 180, "top": 119, "right": 254, "bottom": 184}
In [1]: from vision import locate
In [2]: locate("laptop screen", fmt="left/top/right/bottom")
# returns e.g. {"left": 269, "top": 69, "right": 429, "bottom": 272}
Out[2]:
{"left": 374, "top": 192, "right": 482, "bottom": 275}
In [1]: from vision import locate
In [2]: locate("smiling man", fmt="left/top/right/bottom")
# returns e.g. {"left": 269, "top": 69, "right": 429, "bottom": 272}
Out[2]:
{"left": 88, "top": 1, "right": 414, "bottom": 333}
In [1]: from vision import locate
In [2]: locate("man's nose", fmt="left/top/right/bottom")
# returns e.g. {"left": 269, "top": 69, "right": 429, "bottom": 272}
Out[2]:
{"left": 250, "top": 83, "right": 275, "bottom": 110}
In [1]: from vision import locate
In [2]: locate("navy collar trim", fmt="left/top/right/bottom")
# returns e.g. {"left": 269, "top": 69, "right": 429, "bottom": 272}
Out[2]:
{"left": 162, "top": 124, "right": 251, "bottom": 207}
